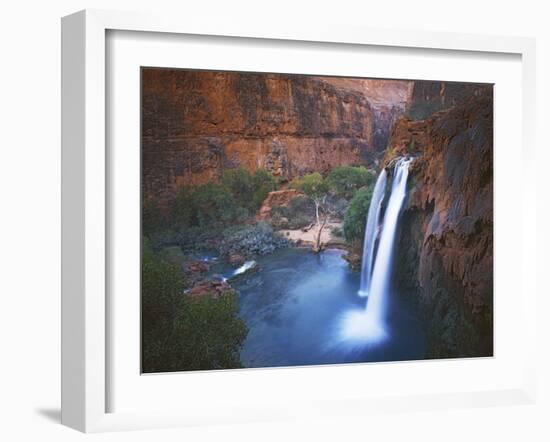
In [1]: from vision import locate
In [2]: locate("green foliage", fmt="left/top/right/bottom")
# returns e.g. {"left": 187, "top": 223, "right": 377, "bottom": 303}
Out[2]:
{"left": 221, "top": 168, "right": 255, "bottom": 206}
{"left": 170, "top": 293, "right": 248, "bottom": 370}
{"left": 145, "top": 168, "right": 278, "bottom": 241}
{"left": 327, "top": 166, "right": 376, "bottom": 199}
{"left": 290, "top": 172, "right": 330, "bottom": 224}
{"left": 171, "top": 176, "right": 253, "bottom": 229}
{"left": 254, "top": 169, "right": 276, "bottom": 189}
{"left": 171, "top": 185, "right": 195, "bottom": 227}
{"left": 331, "top": 226, "right": 344, "bottom": 238}
{"left": 271, "top": 195, "right": 315, "bottom": 229}
{"left": 343, "top": 187, "right": 373, "bottom": 244}
{"left": 221, "top": 167, "right": 277, "bottom": 212}
{"left": 290, "top": 172, "right": 328, "bottom": 199}
{"left": 141, "top": 240, "right": 248, "bottom": 372}
{"left": 192, "top": 183, "right": 244, "bottom": 226}
{"left": 141, "top": 239, "right": 186, "bottom": 326}
{"left": 142, "top": 197, "right": 169, "bottom": 236}
{"left": 170, "top": 179, "right": 250, "bottom": 230}
{"left": 251, "top": 169, "right": 277, "bottom": 210}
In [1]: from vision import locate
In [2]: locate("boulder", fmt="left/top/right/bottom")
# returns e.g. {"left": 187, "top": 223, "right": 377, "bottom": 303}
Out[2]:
{"left": 188, "top": 279, "right": 233, "bottom": 298}
{"left": 184, "top": 260, "right": 209, "bottom": 274}
{"left": 228, "top": 253, "right": 246, "bottom": 266}
{"left": 343, "top": 251, "right": 362, "bottom": 271}
{"left": 257, "top": 189, "right": 301, "bottom": 221}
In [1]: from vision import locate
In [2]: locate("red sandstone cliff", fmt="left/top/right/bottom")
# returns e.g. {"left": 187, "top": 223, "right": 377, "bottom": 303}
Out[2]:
{"left": 142, "top": 69, "right": 384, "bottom": 201}
{"left": 391, "top": 87, "right": 493, "bottom": 357}
{"left": 322, "top": 78, "right": 413, "bottom": 151}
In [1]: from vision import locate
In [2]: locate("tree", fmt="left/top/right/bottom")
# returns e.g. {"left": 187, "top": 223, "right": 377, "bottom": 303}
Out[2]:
{"left": 290, "top": 172, "right": 329, "bottom": 225}
{"left": 343, "top": 187, "right": 373, "bottom": 244}
{"left": 290, "top": 172, "right": 331, "bottom": 252}
{"left": 326, "top": 166, "right": 376, "bottom": 199}
{"left": 193, "top": 182, "right": 243, "bottom": 226}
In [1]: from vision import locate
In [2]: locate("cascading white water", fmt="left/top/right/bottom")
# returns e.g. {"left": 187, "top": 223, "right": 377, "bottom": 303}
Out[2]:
{"left": 340, "top": 158, "right": 411, "bottom": 344}
{"left": 363, "top": 158, "right": 411, "bottom": 326}
{"left": 358, "top": 169, "right": 387, "bottom": 297}
{"left": 233, "top": 260, "right": 256, "bottom": 276}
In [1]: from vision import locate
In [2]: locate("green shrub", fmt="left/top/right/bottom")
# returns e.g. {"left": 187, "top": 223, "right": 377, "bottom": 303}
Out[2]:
{"left": 141, "top": 240, "right": 248, "bottom": 372}
{"left": 150, "top": 224, "right": 223, "bottom": 253}
{"left": 193, "top": 182, "right": 243, "bottom": 226}
{"left": 271, "top": 195, "right": 315, "bottom": 229}
{"left": 288, "top": 194, "right": 315, "bottom": 215}
{"left": 327, "top": 166, "right": 376, "bottom": 199}
{"left": 142, "top": 197, "right": 170, "bottom": 236}
{"left": 171, "top": 185, "right": 195, "bottom": 227}
{"left": 142, "top": 240, "right": 186, "bottom": 328}
{"left": 144, "top": 168, "right": 279, "bottom": 240}
{"left": 343, "top": 187, "right": 373, "bottom": 244}
{"left": 290, "top": 172, "right": 328, "bottom": 199}
{"left": 169, "top": 293, "right": 248, "bottom": 371}
{"left": 290, "top": 172, "right": 329, "bottom": 224}
{"left": 221, "top": 167, "right": 278, "bottom": 213}
{"left": 222, "top": 168, "right": 255, "bottom": 208}
{"left": 251, "top": 169, "right": 277, "bottom": 210}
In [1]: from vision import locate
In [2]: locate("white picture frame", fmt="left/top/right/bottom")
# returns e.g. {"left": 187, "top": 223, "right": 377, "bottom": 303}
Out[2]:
{"left": 61, "top": 9, "right": 537, "bottom": 433}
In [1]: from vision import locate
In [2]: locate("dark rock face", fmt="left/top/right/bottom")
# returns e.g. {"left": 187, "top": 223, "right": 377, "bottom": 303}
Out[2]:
{"left": 142, "top": 69, "right": 378, "bottom": 201}
{"left": 394, "top": 87, "right": 493, "bottom": 358}
{"left": 372, "top": 105, "right": 406, "bottom": 151}
{"left": 408, "top": 81, "right": 491, "bottom": 121}
{"left": 383, "top": 117, "right": 431, "bottom": 165}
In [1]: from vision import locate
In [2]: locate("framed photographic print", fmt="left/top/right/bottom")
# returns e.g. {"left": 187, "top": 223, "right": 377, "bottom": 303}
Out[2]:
{"left": 61, "top": 9, "right": 537, "bottom": 432}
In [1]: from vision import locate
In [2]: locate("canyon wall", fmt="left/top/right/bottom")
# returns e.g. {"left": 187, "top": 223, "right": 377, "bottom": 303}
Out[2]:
{"left": 142, "top": 69, "right": 383, "bottom": 201}
{"left": 408, "top": 81, "right": 491, "bottom": 121}
{"left": 322, "top": 78, "right": 413, "bottom": 151}
{"left": 391, "top": 85, "right": 493, "bottom": 358}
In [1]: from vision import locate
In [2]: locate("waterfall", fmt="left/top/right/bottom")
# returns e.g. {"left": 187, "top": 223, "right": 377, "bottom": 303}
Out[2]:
{"left": 358, "top": 169, "right": 387, "bottom": 297}
{"left": 363, "top": 158, "right": 411, "bottom": 327}
{"left": 340, "top": 158, "right": 411, "bottom": 344}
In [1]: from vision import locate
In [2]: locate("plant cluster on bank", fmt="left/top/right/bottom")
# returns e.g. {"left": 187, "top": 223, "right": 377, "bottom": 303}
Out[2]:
{"left": 141, "top": 239, "right": 248, "bottom": 372}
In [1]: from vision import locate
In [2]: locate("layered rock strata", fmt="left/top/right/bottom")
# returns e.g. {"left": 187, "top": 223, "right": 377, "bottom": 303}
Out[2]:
{"left": 142, "top": 69, "right": 380, "bottom": 201}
